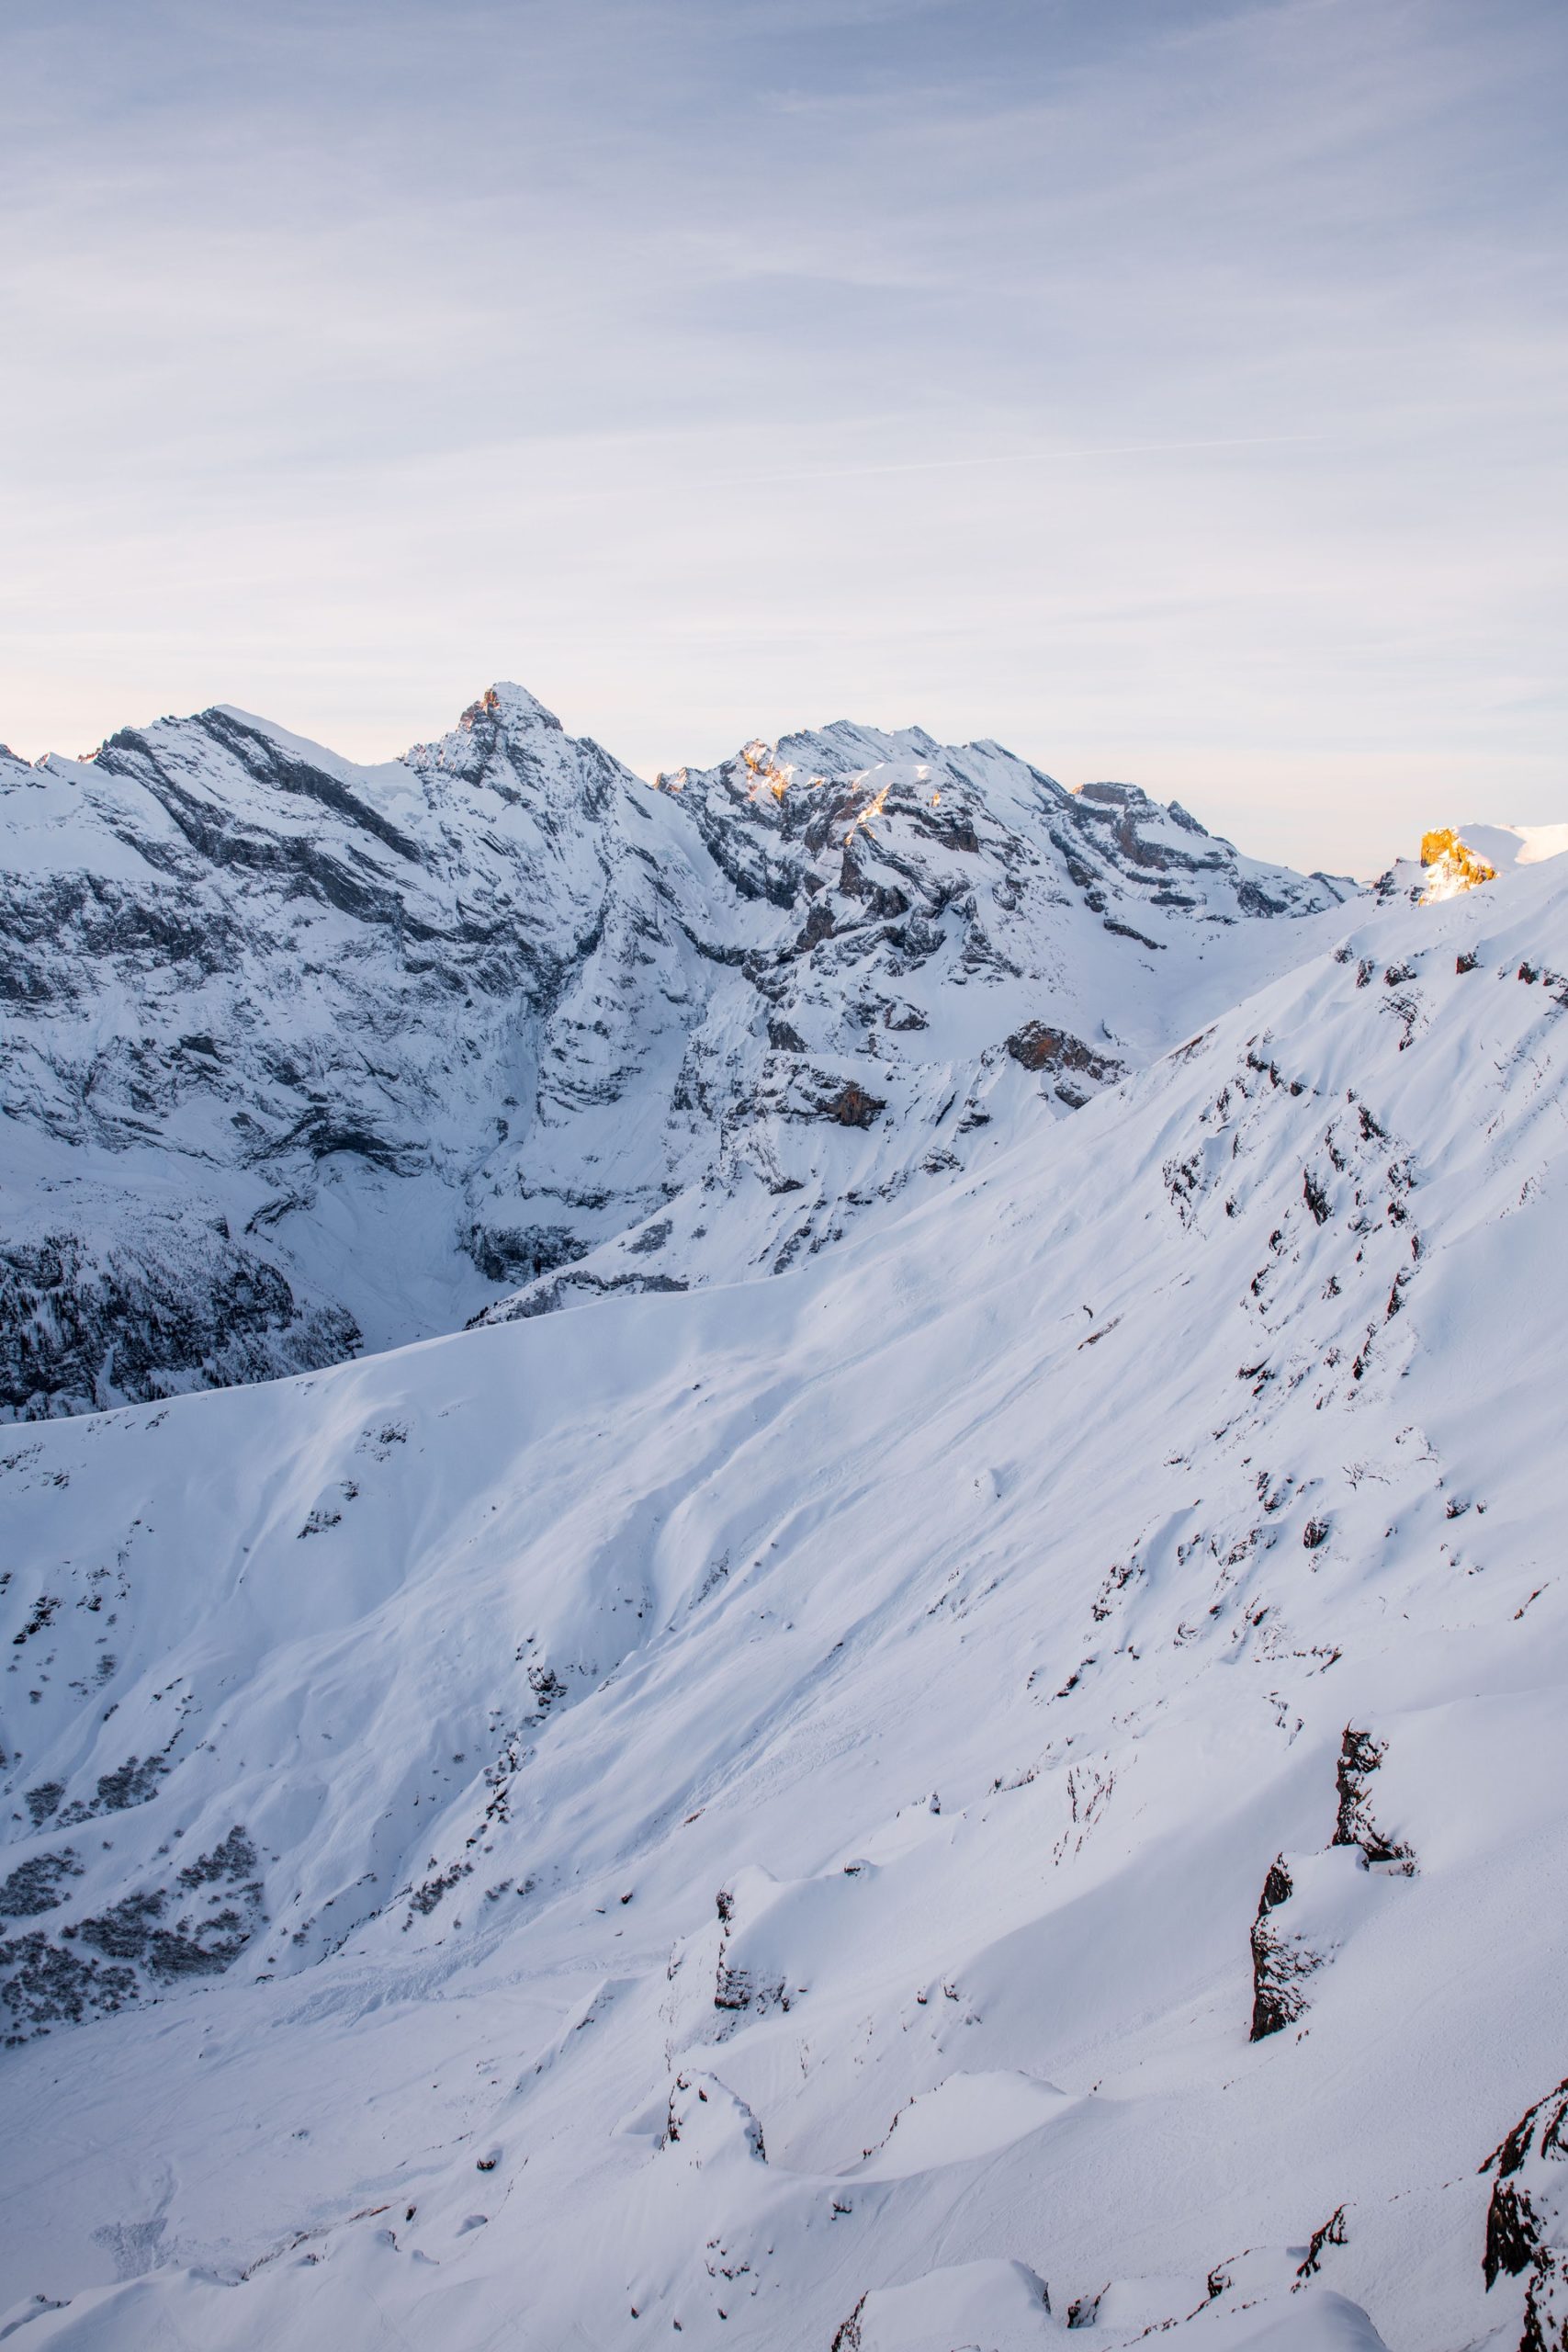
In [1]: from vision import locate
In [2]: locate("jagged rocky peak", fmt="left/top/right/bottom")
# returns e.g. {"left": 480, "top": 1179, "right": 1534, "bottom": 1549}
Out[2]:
{"left": 1068, "top": 775, "right": 1348, "bottom": 915}
{"left": 401, "top": 680, "right": 625, "bottom": 818}
{"left": 1073, "top": 775, "right": 1212, "bottom": 855}
{"left": 468, "top": 680, "right": 563, "bottom": 732}
{"left": 405, "top": 679, "right": 566, "bottom": 772}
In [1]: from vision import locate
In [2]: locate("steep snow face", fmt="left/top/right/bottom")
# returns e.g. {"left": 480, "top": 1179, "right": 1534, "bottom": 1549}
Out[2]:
{"left": 2, "top": 854, "right": 1566, "bottom": 2348}
{"left": 0, "top": 688, "right": 1350, "bottom": 1419}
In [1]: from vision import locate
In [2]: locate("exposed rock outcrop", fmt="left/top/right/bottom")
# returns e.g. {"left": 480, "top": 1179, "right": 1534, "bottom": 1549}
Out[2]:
{"left": 1483, "top": 2076, "right": 1568, "bottom": 2348}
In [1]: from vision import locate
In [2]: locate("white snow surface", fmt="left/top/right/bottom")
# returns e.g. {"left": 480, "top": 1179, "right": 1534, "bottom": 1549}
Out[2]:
{"left": 0, "top": 684, "right": 1352, "bottom": 1419}
{"left": 1453, "top": 821, "right": 1568, "bottom": 873}
{"left": 2, "top": 839, "right": 1566, "bottom": 2347}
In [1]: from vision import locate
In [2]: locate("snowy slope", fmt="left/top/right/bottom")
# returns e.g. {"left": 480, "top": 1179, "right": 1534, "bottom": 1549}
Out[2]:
{"left": 1454, "top": 822, "right": 1568, "bottom": 873}
{"left": 0, "top": 687, "right": 1350, "bottom": 1418}
{"left": 3, "top": 846, "right": 1566, "bottom": 2349}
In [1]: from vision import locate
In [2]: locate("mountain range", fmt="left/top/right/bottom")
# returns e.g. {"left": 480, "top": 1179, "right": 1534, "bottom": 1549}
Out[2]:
{"left": 0, "top": 684, "right": 1349, "bottom": 1419}
{"left": 1, "top": 688, "right": 1564, "bottom": 2352}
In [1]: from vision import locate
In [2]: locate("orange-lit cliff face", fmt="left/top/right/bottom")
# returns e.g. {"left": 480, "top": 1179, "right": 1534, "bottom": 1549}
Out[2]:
{"left": 1418, "top": 826, "right": 1496, "bottom": 903}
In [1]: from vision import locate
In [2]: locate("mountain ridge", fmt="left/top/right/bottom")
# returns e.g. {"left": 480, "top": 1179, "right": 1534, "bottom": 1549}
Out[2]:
{"left": 0, "top": 683, "right": 1354, "bottom": 1419}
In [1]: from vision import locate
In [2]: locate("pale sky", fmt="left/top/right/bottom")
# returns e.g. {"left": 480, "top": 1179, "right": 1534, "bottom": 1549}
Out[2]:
{"left": 2, "top": 0, "right": 1564, "bottom": 875}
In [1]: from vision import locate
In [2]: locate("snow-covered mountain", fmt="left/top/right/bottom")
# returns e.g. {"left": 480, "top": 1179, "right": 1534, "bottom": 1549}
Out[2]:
{"left": 0, "top": 685, "right": 1351, "bottom": 1419}
{"left": 3, "top": 817, "right": 1566, "bottom": 2350}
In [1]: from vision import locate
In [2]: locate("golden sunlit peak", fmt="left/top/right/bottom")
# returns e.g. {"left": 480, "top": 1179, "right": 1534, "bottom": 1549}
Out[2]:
{"left": 1418, "top": 827, "right": 1495, "bottom": 903}
{"left": 740, "top": 740, "right": 792, "bottom": 802}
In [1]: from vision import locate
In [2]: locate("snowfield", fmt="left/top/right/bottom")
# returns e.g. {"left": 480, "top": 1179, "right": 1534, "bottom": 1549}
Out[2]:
{"left": 2, "top": 704, "right": 1567, "bottom": 2350}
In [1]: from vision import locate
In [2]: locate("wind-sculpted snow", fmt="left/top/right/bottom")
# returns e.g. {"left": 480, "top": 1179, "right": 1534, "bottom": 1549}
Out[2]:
{"left": 0, "top": 685, "right": 1350, "bottom": 1418}
{"left": 2, "top": 850, "right": 1566, "bottom": 2347}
